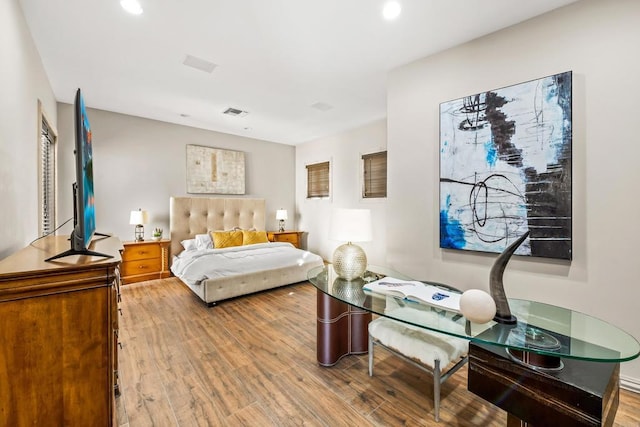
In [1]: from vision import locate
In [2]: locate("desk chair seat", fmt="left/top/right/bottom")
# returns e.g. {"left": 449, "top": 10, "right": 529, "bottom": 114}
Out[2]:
{"left": 368, "top": 314, "right": 468, "bottom": 422}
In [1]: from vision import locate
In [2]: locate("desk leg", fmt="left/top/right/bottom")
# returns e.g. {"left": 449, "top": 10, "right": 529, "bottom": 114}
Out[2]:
{"left": 468, "top": 342, "right": 619, "bottom": 427}
{"left": 316, "top": 290, "right": 371, "bottom": 366}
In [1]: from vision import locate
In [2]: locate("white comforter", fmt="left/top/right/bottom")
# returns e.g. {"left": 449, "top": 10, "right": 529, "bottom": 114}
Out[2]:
{"left": 170, "top": 242, "right": 323, "bottom": 287}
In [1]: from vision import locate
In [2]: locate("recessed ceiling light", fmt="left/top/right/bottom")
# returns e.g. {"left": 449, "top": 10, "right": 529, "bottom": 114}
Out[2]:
{"left": 120, "top": 0, "right": 143, "bottom": 15}
{"left": 382, "top": 1, "right": 401, "bottom": 20}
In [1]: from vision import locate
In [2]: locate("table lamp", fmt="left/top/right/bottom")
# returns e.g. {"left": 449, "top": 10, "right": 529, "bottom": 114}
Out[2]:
{"left": 329, "top": 208, "right": 372, "bottom": 280}
{"left": 129, "top": 208, "right": 149, "bottom": 242}
{"left": 276, "top": 209, "right": 288, "bottom": 232}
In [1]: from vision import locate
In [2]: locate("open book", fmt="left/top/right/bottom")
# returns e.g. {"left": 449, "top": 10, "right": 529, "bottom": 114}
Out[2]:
{"left": 363, "top": 276, "right": 461, "bottom": 313}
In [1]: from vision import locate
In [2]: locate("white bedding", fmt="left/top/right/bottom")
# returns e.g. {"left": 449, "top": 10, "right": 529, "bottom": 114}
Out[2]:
{"left": 171, "top": 242, "right": 323, "bottom": 287}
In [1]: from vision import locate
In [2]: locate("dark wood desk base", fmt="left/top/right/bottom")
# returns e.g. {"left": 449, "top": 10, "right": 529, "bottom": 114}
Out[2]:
{"left": 468, "top": 342, "right": 619, "bottom": 427}
{"left": 316, "top": 291, "right": 372, "bottom": 366}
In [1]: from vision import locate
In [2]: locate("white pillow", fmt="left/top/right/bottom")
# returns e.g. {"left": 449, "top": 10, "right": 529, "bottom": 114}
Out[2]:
{"left": 181, "top": 239, "right": 197, "bottom": 251}
{"left": 195, "top": 233, "right": 213, "bottom": 250}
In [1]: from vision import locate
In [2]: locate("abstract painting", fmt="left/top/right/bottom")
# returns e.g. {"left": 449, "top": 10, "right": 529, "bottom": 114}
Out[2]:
{"left": 186, "top": 144, "right": 245, "bottom": 194}
{"left": 439, "top": 71, "right": 572, "bottom": 260}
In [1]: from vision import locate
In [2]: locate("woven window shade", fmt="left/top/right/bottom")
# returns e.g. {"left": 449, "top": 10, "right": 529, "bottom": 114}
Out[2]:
{"left": 362, "top": 151, "right": 387, "bottom": 198}
{"left": 306, "top": 161, "right": 330, "bottom": 198}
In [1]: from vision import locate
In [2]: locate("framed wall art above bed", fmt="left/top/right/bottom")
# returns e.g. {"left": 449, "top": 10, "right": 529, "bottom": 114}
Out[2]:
{"left": 439, "top": 71, "right": 572, "bottom": 260}
{"left": 186, "top": 144, "right": 245, "bottom": 194}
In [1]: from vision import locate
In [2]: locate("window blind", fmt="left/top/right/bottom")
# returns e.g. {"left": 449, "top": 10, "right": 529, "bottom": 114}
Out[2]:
{"left": 41, "top": 119, "right": 56, "bottom": 236}
{"left": 362, "top": 151, "right": 387, "bottom": 198}
{"left": 306, "top": 161, "right": 330, "bottom": 198}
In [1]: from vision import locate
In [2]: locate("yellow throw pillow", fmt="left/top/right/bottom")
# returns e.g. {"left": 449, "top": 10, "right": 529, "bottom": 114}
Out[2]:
{"left": 242, "top": 230, "right": 269, "bottom": 245}
{"left": 211, "top": 230, "right": 243, "bottom": 248}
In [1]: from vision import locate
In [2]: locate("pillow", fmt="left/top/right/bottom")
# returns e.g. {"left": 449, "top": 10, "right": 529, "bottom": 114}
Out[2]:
{"left": 181, "top": 238, "right": 197, "bottom": 251}
{"left": 195, "top": 233, "right": 213, "bottom": 250}
{"left": 211, "top": 230, "right": 243, "bottom": 249}
{"left": 242, "top": 230, "right": 269, "bottom": 245}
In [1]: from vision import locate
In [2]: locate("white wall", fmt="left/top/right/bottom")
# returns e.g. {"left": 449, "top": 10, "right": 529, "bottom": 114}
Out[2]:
{"left": 387, "top": 0, "right": 640, "bottom": 381}
{"left": 0, "top": 0, "right": 57, "bottom": 259}
{"left": 296, "top": 0, "right": 640, "bottom": 386}
{"left": 296, "top": 119, "right": 387, "bottom": 264}
{"left": 55, "top": 104, "right": 296, "bottom": 242}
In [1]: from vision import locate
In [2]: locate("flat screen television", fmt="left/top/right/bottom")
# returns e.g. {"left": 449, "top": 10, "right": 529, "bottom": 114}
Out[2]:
{"left": 46, "top": 89, "right": 111, "bottom": 261}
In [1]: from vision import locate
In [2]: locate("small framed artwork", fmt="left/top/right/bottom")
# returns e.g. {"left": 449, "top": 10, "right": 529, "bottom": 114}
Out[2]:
{"left": 186, "top": 144, "right": 245, "bottom": 194}
{"left": 439, "top": 71, "right": 572, "bottom": 260}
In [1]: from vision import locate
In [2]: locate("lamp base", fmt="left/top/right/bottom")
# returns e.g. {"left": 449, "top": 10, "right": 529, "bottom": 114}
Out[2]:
{"left": 134, "top": 224, "right": 144, "bottom": 242}
{"left": 333, "top": 242, "right": 367, "bottom": 280}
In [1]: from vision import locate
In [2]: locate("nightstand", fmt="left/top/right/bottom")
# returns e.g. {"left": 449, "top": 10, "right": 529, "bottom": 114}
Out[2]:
{"left": 267, "top": 231, "right": 303, "bottom": 249}
{"left": 121, "top": 240, "right": 170, "bottom": 284}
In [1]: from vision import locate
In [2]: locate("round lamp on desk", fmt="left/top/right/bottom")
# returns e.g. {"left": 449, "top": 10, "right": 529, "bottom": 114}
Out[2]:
{"left": 329, "top": 208, "right": 372, "bottom": 280}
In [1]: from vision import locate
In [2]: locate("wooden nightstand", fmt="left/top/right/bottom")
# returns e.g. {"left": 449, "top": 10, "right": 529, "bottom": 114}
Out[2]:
{"left": 267, "top": 231, "right": 303, "bottom": 249}
{"left": 121, "top": 239, "right": 170, "bottom": 284}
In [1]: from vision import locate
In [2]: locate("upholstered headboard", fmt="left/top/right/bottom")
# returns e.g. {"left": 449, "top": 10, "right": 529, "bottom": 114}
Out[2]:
{"left": 169, "top": 197, "right": 266, "bottom": 258}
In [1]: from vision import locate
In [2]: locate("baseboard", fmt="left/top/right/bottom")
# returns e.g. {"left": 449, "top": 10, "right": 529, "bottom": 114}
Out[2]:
{"left": 621, "top": 375, "right": 640, "bottom": 393}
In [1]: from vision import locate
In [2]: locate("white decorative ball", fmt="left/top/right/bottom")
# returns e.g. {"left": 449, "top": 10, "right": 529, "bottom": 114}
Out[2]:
{"left": 460, "top": 289, "right": 497, "bottom": 324}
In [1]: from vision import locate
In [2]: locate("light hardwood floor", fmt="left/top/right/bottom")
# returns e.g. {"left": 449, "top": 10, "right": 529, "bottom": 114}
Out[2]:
{"left": 116, "top": 278, "right": 640, "bottom": 426}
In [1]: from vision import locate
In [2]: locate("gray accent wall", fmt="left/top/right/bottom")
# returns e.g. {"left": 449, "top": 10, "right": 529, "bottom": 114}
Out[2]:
{"left": 0, "top": 0, "right": 57, "bottom": 259}
{"left": 55, "top": 104, "right": 296, "bottom": 244}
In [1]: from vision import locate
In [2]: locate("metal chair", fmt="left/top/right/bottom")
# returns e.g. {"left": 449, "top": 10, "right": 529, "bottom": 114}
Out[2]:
{"left": 368, "top": 312, "right": 468, "bottom": 422}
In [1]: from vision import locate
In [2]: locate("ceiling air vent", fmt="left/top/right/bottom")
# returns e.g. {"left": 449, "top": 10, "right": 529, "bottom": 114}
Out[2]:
{"left": 311, "top": 102, "right": 333, "bottom": 112}
{"left": 223, "top": 107, "right": 248, "bottom": 117}
{"left": 183, "top": 54, "right": 217, "bottom": 73}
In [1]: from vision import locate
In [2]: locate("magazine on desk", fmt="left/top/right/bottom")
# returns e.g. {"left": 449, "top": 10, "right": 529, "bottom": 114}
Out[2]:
{"left": 362, "top": 276, "right": 461, "bottom": 313}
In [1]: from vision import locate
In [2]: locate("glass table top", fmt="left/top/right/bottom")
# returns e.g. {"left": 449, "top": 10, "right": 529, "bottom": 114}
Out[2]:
{"left": 308, "top": 265, "right": 640, "bottom": 363}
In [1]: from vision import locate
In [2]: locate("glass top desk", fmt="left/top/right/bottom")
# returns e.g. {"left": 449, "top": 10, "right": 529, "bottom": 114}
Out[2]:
{"left": 308, "top": 264, "right": 640, "bottom": 426}
{"left": 308, "top": 264, "right": 640, "bottom": 363}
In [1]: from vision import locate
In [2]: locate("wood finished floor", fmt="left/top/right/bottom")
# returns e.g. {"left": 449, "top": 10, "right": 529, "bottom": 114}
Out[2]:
{"left": 116, "top": 278, "right": 640, "bottom": 426}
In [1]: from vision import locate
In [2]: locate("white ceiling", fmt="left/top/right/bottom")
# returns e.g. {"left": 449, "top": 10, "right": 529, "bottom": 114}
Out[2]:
{"left": 20, "top": 0, "right": 579, "bottom": 145}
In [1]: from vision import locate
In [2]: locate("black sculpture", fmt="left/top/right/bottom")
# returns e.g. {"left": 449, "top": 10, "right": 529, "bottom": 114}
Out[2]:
{"left": 490, "top": 231, "right": 530, "bottom": 324}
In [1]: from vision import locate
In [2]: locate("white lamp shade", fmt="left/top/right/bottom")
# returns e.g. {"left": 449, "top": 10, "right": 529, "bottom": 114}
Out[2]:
{"left": 129, "top": 209, "right": 149, "bottom": 225}
{"left": 329, "top": 208, "right": 372, "bottom": 242}
{"left": 276, "top": 209, "right": 288, "bottom": 220}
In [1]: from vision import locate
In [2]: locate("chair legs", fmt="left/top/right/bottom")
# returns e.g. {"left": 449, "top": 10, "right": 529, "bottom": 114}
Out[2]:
{"left": 368, "top": 332, "right": 465, "bottom": 422}
{"left": 433, "top": 359, "right": 441, "bottom": 422}
{"left": 368, "top": 331, "right": 374, "bottom": 377}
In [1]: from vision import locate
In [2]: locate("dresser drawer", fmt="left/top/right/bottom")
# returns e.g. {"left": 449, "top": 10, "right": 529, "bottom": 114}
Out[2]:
{"left": 122, "top": 258, "right": 162, "bottom": 277}
{"left": 123, "top": 244, "right": 161, "bottom": 262}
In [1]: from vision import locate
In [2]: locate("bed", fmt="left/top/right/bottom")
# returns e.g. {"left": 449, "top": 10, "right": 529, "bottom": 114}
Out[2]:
{"left": 169, "top": 196, "right": 324, "bottom": 305}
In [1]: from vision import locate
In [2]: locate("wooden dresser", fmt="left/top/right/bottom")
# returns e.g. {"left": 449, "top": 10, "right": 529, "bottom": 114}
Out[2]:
{"left": 121, "top": 239, "right": 170, "bottom": 284}
{"left": 0, "top": 235, "right": 122, "bottom": 426}
{"left": 267, "top": 231, "right": 303, "bottom": 249}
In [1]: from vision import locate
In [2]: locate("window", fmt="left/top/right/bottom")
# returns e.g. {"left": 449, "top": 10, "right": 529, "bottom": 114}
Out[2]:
{"left": 39, "top": 106, "right": 57, "bottom": 236}
{"left": 306, "top": 161, "right": 330, "bottom": 198}
{"left": 362, "top": 151, "right": 387, "bottom": 198}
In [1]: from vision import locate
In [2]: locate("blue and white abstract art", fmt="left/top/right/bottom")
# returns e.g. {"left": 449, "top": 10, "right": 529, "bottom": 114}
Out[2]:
{"left": 439, "top": 71, "right": 572, "bottom": 260}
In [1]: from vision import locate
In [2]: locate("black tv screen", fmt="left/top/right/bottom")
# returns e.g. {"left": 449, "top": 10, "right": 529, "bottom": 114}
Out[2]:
{"left": 73, "top": 88, "right": 96, "bottom": 250}
{"left": 45, "top": 89, "right": 110, "bottom": 262}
